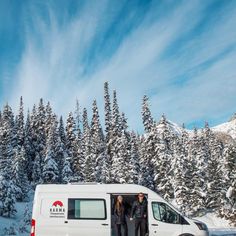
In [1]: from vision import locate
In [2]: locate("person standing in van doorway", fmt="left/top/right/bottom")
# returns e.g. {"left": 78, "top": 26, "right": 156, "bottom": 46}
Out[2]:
{"left": 130, "top": 192, "right": 147, "bottom": 236}
{"left": 114, "top": 195, "right": 128, "bottom": 236}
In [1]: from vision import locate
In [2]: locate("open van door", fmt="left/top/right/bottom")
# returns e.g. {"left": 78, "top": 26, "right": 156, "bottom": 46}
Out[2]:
{"left": 66, "top": 193, "right": 111, "bottom": 236}
{"left": 149, "top": 200, "right": 183, "bottom": 236}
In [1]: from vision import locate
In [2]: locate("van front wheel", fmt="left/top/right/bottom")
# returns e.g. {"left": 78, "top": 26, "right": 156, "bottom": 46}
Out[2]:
{"left": 179, "top": 234, "right": 194, "bottom": 236}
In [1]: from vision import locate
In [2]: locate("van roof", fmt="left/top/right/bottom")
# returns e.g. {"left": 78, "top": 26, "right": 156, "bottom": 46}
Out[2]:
{"left": 35, "top": 183, "right": 160, "bottom": 199}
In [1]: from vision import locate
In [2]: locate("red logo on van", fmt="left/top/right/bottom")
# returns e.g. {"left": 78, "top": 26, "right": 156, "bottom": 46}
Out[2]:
{"left": 52, "top": 200, "right": 64, "bottom": 207}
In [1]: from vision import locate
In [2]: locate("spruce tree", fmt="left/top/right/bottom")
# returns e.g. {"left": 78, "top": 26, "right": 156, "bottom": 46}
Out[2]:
{"left": 82, "top": 108, "right": 94, "bottom": 182}
{"left": 16, "top": 96, "right": 25, "bottom": 148}
{"left": 0, "top": 175, "right": 17, "bottom": 217}
{"left": 42, "top": 119, "right": 59, "bottom": 184}
{"left": 66, "top": 112, "right": 77, "bottom": 174}
{"left": 12, "top": 146, "right": 29, "bottom": 201}
{"left": 90, "top": 100, "right": 105, "bottom": 182}
{"left": 141, "top": 95, "right": 153, "bottom": 133}
{"left": 128, "top": 132, "right": 140, "bottom": 184}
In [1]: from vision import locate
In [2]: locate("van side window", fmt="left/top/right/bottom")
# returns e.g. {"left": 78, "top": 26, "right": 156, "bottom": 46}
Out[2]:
{"left": 152, "top": 202, "right": 181, "bottom": 224}
{"left": 68, "top": 199, "right": 106, "bottom": 220}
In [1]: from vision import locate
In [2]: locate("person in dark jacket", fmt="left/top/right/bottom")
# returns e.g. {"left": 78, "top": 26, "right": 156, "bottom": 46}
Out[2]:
{"left": 130, "top": 193, "right": 147, "bottom": 236}
{"left": 114, "top": 195, "right": 128, "bottom": 236}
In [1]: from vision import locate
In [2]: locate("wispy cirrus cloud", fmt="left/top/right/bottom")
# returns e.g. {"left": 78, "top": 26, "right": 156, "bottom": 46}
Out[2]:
{"left": 0, "top": 0, "right": 235, "bottom": 131}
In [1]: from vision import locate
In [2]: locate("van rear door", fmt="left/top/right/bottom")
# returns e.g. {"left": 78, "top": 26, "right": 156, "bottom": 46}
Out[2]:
{"left": 35, "top": 193, "right": 68, "bottom": 236}
{"left": 66, "top": 193, "right": 111, "bottom": 236}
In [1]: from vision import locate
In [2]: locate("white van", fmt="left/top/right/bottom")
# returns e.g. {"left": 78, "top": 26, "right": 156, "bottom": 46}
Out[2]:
{"left": 31, "top": 183, "right": 209, "bottom": 236}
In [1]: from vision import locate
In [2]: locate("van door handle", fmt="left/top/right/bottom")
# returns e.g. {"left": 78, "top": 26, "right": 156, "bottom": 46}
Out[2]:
{"left": 152, "top": 224, "right": 158, "bottom": 226}
{"left": 102, "top": 223, "right": 109, "bottom": 226}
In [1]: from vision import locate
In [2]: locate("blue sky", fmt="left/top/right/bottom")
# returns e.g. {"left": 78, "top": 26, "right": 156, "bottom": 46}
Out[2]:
{"left": 0, "top": 0, "right": 236, "bottom": 131}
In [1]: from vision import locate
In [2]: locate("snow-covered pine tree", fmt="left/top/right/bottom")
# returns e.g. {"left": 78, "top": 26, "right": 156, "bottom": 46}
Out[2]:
{"left": 32, "top": 153, "right": 42, "bottom": 186}
{"left": 16, "top": 96, "right": 25, "bottom": 148}
{"left": 139, "top": 129, "right": 155, "bottom": 190}
{"left": 19, "top": 203, "right": 32, "bottom": 233}
{"left": 0, "top": 174, "right": 17, "bottom": 217}
{"left": 75, "top": 99, "right": 81, "bottom": 132}
{"left": 82, "top": 108, "right": 95, "bottom": 182}
{"left": 128, "top": 132, "right": 140, "bottom": 184}
{"left": 141, "top": 95, "right": 154, "bottom": 133}
{"left": 59, "top": 116, "right": 67, "bottom": 146}
{"left": 110, "top": 90, "right": 123, "bottom": 181}
{"left": 90, "top": 100, "right": 105, "bottom": 182}
{"left": 103, "top": 82, "right": 113, "bottom": 183}
{"left": 30, "top": 99, "right": 47, "bottom": 184}
{"left": 173, "top": 130, "right": 190, "bottom": 213}
{"left": 0, "top": 104, "right": 16, "bottom": 178}
{"left": 12, "top": 146, "right": 29, "bottom": 201}
{"left": 204, "top": 124, "right": 223, "bottom": 210}
{"left": 62, "top": 153, "right": 73, "bottom": 184}
{"left": 224, "top": 181, "right": 236, "bottom": 226}
{"left": 45, "top": 102, "right": 54, "bottom": 137}
{"left": 104, "top": 81, "right": 112, "bottom": 140}
{"left": 66, "top": 112, "right": 77, "bottom": 175}
{"left": 187, "top": 128, "right": 205, "bottom": 215}
{"left": 219, "top": 143, "right": 236, "bottom": 224}
{"left": 42, "top": 118, "right": 59, "bottom": 184}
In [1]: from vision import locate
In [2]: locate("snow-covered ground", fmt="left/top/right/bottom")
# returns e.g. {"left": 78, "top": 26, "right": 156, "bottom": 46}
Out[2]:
{"left": 195, "top": 213, "right": 236, "bottom": 235}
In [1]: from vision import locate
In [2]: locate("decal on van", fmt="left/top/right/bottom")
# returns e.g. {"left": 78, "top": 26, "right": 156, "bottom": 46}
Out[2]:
{"left": 49, "top": 200, "right": 65, "bottom": 218}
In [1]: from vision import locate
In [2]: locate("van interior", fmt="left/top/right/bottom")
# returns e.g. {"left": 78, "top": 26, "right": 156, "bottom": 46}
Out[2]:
{"left": 110, "top": 194, "right": 148, "bottom": 236}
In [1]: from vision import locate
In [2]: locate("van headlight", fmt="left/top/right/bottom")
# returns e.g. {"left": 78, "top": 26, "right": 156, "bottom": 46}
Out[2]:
{"left": 194, "top": 222, "right": 208, "bottom": 231}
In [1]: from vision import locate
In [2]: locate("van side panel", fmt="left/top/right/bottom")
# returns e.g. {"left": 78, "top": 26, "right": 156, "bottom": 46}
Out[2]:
{"left": 33, "top": 191, "right": 111, "bottom": 236}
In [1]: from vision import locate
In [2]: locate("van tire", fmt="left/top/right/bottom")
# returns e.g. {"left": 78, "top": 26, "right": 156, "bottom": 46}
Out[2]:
{"left": 179, "top": 234, "right": 194, "bottom": 236}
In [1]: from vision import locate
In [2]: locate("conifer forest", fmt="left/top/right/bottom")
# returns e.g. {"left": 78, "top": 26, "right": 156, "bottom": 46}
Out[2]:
{"left": 0, "top": 82, "right": 235, "bottom": 226}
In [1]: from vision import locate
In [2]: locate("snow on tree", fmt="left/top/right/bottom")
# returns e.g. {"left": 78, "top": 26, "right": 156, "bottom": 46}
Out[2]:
{"left": 139, "top": 130, "right": 155, "bottom": 190}
{"left": 205, "top": 129, "right": 223, "bottom": 210}
{"left": 24, "top": 110, "right": 34, "bottom": 181}
{"left": 30, "top": 99, "right": 47, "bottom": 184}
{"left": 42, "top": 119, "right": 59, "bottom": 184}
{"left": 59, "top": 116, "right": 67, "bottom": 145}
{"left": 45, "top": 102, "right": 54, "bottom": 137}
{"left": 12, "top": 146, "right": 29, "bottom": 201}
{"left": 62, "top": 153, "right": 73, "bottom": 184}
{"left": 16, "top": 96, "right": 25, "bottom": 148}
{"left": 18, "top": 203, "right": 32, "bottom": 233}
{"left": 75, "top": 99, "right": 81, "bottom": 132}
{"left": 66, "top": 112, "right": 77, "bottom": 174}
{"left": 128, "top": 132, "right": 140, "bottom": 184}
{"left": 141, "top": 95, "right": 154, "bottom": 133}
{"left": 32, "top": 153, "right": 43, "bottom": 186}
{"left": 219, "top": 143, "right": 236, "bottom": 224}
{"left": 153, "top": 115, "right": 174, "bottom": 200}
{"left": 104, "top": 81, "right": 112, "bottom": 139}
{"left": 186, "top": 128, "right": 206, "bottom": 215}
{"left": 173, "top": 133, "right": 190, "bottom": 213}
{"left": 0, "top": 104, "right": 16, "bottom": 176}
{"left": 82, "top": 108, "right": 95, "bottom": 182}
{"left": 0, "top": 174, "right": 17, "bottom": 217}
{"left": 90, "top": 100, "right": 105, "bottom": 182}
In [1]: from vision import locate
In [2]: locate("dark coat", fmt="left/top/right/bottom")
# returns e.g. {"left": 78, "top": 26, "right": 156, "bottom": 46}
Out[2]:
{"left": 114, "top": 203, "right": 127, "bottom": 224}
{"left": 131, "top": 199, "right": 147, "bottom": 219}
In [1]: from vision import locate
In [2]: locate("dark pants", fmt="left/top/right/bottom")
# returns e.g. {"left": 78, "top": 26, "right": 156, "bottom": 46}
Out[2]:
{"left": 135, "top": 218, "right": 146, "bottom": 236}
{"left": 115, "top": 223, "right": 128, "bottom": 236}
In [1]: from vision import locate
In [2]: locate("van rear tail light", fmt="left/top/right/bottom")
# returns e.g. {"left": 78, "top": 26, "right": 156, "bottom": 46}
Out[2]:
{"left": 31, "top": 219, "right": 36, "bottom": 236}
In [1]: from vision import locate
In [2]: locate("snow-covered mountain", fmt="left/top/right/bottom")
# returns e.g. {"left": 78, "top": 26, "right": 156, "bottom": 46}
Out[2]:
{"left": 212, "top": 116, "right": 236, "bottom": 140}
{"left": 161, "top": 115, "right": 236, "bottom": 142}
